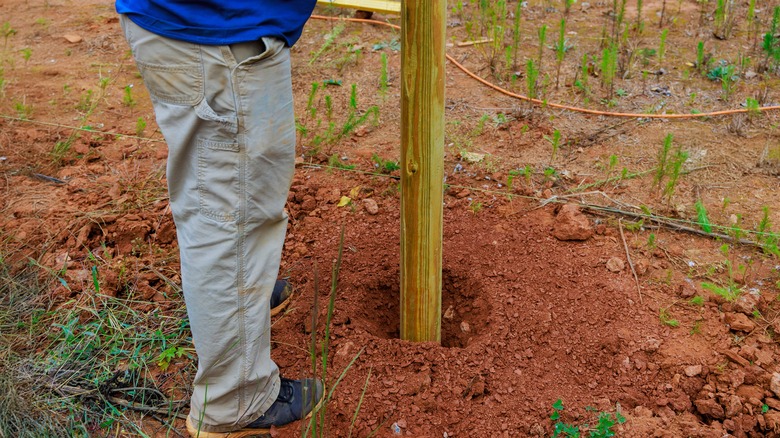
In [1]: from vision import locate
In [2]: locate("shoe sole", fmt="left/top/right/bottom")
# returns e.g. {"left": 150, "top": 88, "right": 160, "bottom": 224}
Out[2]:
{"left": 270, "top": 289, "right": 292, "bottom": 317}
{"left": 185, "top": 394, "right": 325, "bottom": 438}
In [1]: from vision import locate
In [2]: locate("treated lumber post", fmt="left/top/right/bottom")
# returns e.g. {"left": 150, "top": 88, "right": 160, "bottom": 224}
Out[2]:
{"left": 400, "top": 0, "right": 445, "bottom": 342}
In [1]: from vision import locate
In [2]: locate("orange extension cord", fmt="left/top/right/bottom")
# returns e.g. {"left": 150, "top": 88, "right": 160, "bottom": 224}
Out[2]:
{"left": 310, "top": 14, "right": 780, "bottom": 119}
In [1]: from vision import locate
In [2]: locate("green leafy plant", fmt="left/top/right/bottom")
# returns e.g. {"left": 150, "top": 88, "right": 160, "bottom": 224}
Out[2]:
{"left": 371, "top": 153, "right": 400, "bottom": 173}
{"left": 707, "top": 63, "right": 737, "bottom": 99}
{"left": 157, "top": 346, "right": 186, "bottom": 371}
{"left": 550, "top": 399, "right": 626, "bottom": 437}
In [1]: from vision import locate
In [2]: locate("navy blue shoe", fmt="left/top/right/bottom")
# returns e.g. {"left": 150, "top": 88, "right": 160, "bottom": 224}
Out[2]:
{"left": 271, "top": 279, "right": 293, "bottom": 317}
{"left": 246, "top": 377, "right": 324, "bottom": 429}
{"left": 185, "top": 378, "right": 324, "bottom": 437}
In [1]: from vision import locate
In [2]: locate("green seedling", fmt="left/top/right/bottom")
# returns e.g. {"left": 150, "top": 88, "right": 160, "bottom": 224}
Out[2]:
{"left": 307, "top": 82, "right": 320, "bottom": 118}
{"left": 510, "top": 0, "right": 522, "bottom": 70}
{"left": 13, "top": 99, "right": 32, "bottom": 119}
{"left": 701, "top": 244, "right": 744, "bottom": 301}
{"left": 2, "top": 22, "right": 16, "bottom": 52}
{"left": 694, "top": 200, "right": 712, "bottom": 233}
{"left": 371, "top": 153, "right": 400, "bottom": 173}
{"left": 757, "top": 206, "right": 780, "bottom": 256}
{"left": 379, "top": 52, "right": 388, "bottom": 95}
{"left": 600, "top": 43, "right": 618, "bottom": 97}
{"left": 526, "top": 59, "right": 539, "bottom": 100}
{"left": 328, "top": 154, "right": 355, "bottom": 170}
{"left": 689, "top": 295, "right": 705, "bottom": 306}
{"left": 714, "top": 0, "right": 733, "bottom": 39}
{"left": 747, "top": 0, "right": 757, "bottom": 48}
{"left": 763, "top": 7, "right": 780, "bottom": 69}
{"left": 654, "top": 133, "right": 673, "bottom": 186}
{"left": 695, "top": 41, "right": 706, "bottom": 73}
{"left": 574, "top": 54, "right": 591, "bottom": 98}
{"left": 537, "top": 24, "right": 547, "bottom": 79}
{"left": 471, "top": 114, "right": 490, "bottom": 136}
{"left": 310, "top": 22, "right": 345, "bottom": 64}
{"left": 746, "top": 97, "right": 760, "bottom": 118}
{"left": 20, "top": 47, "right": 31, "bottom": 63}
{"left": 655, "top": 134, "right": 687, "bottom": 200}
{"left": 122, "top": 85, "right": 136, "bottom": 107}
{"left": 690, "top": 319, "right": 703, "bottom": 335}
{"left": 554, "top": 19, "right": 568, "bottom": 88}
{"left": 658, "top": 29, "right": 668, "bottom": 62}
{"left": 646, "top": 233, "right": 656, "bottom": 249}
{"left": 135, "top": 116, "right": 146, "bottom": 137}
{"left": 545, "top": 129, "right": 562, "bottom": 163}
{"left": 635, "top": 0, "right": 644, "bottom": 35}
{"left": 659, "top": 307, "right": 679, "bottom": 327}
{"left": 663, "top": 147, "right": 687, "bottom": 200}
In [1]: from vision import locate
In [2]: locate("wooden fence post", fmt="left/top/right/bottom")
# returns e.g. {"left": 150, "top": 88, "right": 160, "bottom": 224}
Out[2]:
{"left": 400, "top": 0, "right": 446, "bottom": 342}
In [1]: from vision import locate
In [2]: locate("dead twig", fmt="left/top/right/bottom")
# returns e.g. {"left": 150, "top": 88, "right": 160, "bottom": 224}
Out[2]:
{"left": 619, "top": 219, "right": 643, "bottom": 304}
{"left": 106, "top": 395, "right": 188, "bottom": 420}
{"left": 456, "top": 38, "right": 493, "bottom": 47}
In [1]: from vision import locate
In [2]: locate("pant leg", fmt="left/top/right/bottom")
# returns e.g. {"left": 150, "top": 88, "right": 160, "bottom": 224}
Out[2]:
{"left": 120, "top": 16, "right": 295, "bottom": 432}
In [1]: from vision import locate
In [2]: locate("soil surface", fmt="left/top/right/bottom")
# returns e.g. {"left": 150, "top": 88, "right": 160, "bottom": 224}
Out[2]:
{"left": 4, "top": 0, "right": 780, "bottom": 437}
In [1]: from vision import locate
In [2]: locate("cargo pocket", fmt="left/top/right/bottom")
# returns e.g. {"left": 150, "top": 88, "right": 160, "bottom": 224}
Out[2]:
{"left": 197, "top": 138, "right": 241, "bottom": 222}
{"left": 136, "top": 60, "right": 204, "bottom": 106}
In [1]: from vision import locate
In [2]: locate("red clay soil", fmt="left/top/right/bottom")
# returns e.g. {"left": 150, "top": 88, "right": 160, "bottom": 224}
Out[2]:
{"left": 4, "top": 0, "right": 780, "bottom": 437}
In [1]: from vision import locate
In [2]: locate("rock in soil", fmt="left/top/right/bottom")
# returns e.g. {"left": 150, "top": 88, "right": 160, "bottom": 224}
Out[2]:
{"left": 695, "top": 398, "right": 725, "bottom": 419}
{"left": 771, "top": 373, "right": 780, "bottom": 398}
{"left": 725, "top": 312, "right": 756, "bottom": 332}
{"left": 685, "top": 365, "right": 703, "bottom": 377}
{"left": 552, "top": 204, "right": 594, "bottom": 241}
{"left": 606, "top": 257, "right": 625, "bottom": 272}
{"left": 363, "top": 198, "right": 379, "bottom": 215}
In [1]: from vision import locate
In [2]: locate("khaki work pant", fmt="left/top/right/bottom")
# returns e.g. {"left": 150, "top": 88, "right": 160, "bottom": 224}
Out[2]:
{"left": 121, "top": 16, "right": 294, "bottom": 432}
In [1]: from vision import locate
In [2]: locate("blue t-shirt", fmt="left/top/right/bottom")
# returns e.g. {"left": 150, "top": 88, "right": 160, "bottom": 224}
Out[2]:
{"left": 115, "top": 0, "right": 317, "bottom": 46}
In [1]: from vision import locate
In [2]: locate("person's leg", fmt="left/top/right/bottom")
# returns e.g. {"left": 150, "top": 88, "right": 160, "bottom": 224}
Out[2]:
{"left": 120, "top": 16, "right": 293, "bottom": 431}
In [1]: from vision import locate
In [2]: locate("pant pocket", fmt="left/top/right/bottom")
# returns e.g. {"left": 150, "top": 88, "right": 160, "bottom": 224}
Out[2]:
{"left": 122, "top": 15, "right": 204, "bottom": 106}
{"left": 197, "top": 138, "right": 241, "bottom": 222}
